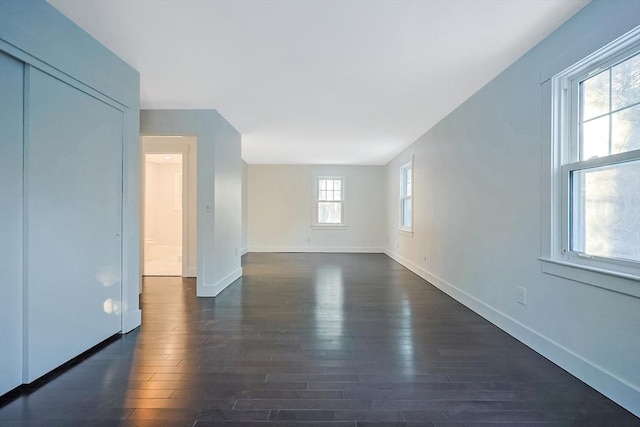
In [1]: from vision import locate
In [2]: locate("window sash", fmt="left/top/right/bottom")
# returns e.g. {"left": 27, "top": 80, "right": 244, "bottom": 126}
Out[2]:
{"left": 561, "top": 149, "right": 640, "bottom": 267}
{"left": 569, "top": 52, "right": 640, "bottom": 161}
{"left": 400, "top": 167, "right": 411, "bottom": 197}
{"left": 400, "top": 196, "right": 412, "bottom": 229}
{"left": 568, "top": 47, "right": 640, "bottom": 164}
{"left": 317, "top": 201, "right": 343, "bottom": 224}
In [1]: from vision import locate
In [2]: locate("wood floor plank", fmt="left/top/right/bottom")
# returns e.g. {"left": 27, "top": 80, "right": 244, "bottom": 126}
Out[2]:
{"left": 0, "top": 253, "right": 636, "bottom": 425}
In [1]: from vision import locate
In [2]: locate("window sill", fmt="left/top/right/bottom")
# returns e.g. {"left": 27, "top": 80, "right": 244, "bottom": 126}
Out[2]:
{"left": 312, "top": 224, "right": 348, "bottom": 230}
{"left": 539, "top": 257, "right": 640, "bottom": 297}
{"left": 399, "top": 229, "right": 413, "bottom": 237}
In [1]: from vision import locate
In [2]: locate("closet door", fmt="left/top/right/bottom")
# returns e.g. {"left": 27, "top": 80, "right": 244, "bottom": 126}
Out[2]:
{"left": 26, "top": 67, "right": 123, "bottom": 381}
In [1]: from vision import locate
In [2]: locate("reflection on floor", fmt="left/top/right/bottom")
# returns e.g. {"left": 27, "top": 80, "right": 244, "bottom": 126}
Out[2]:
{"left": 144, "top": 244, "right": 181, "bottom": 276}
{"left": 0, "top": 253, "right": 637, "bottom": 425}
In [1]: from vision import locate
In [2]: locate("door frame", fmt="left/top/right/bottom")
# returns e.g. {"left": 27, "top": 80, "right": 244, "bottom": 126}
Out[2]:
{"left": 141, "top": 136, "right": 197, "bottom": 278}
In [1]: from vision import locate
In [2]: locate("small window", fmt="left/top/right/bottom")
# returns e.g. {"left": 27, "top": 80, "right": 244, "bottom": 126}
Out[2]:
{"left": 315, "top": 177, "right": 344, "bottom": 225}
{"left": 400, "top": 162, "right": 412, "bottom": 231}
{"left": 551, "top": 30, "right": 640, "bottom": 276}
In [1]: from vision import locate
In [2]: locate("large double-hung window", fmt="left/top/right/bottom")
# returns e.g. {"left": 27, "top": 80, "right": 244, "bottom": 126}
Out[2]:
{"left": 400, "top": 162, "right": 413, "bottom": 232}
{"left": 315, "top": 177, "right": 344, "bottom": 226}
{"left": 551, "top": 29, "right": 639, "bottom": 280}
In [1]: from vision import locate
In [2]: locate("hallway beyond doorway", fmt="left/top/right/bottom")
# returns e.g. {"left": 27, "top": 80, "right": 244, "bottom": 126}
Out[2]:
{"left": 143, "top": 152, "right": 183, "bottom": 276}
{"left": 141, "top": 135, "right": 197, "bottom": 278}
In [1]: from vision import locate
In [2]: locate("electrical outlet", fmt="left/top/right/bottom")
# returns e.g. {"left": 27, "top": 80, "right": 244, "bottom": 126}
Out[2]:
{"left": 517, "top": 286, "right": 527, "bottom": 305}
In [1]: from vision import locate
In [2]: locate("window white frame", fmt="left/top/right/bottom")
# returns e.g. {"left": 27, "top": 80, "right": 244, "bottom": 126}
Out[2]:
{"left": 313, "top": 176, "right": 346, "bottom": 229}
{"left": 542, "top": 27, "right": 640, "bottom": 296}
{"left": 400, "top": 161, "right": 413, "bottom": 233}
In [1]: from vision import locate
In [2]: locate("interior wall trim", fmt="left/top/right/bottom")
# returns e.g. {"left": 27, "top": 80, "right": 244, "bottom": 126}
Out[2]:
{"left": 248, "top": 246, "right": 385, "bottom": 253}
{"left": 200, "top": 267, "right": 243, "bottom": 297}
{"left": 0, "top": 40, "right": 128, "bottom": 111}
{"left": 383, "top": 249, "right": 640, "bottom": 417}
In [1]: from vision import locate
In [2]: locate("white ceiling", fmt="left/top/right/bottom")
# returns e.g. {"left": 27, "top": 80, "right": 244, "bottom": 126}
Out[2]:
{"left": 48, "top": 0, "right": 588, "bottom": 165}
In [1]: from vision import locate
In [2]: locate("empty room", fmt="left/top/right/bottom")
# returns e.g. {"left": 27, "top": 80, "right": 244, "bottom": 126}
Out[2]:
{"left": 0, "top": 0, "right": 638, "bottom": 425}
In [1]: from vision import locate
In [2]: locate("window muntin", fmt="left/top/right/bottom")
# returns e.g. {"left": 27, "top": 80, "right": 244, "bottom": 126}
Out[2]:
{"left": 578, "top": 53, "right": 640, "bottom": 160}
{"left": 316, "top": 177, "right": 343, "bottom": 225}
{"left": 400, "top": 162, "right": 412, "bottom": 231}
{"left": 560, "top": 42, "right": 640, "bottom": 268}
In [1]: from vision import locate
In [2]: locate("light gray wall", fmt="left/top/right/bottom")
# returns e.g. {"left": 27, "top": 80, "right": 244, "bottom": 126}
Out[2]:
{"left": 141, "top": 110, "right": 242, "bottom": 297}
{"left": 145, "top": 162, "right": 182, "bottom": 246}
{"left": 0, "top": 51, "right": 24, "bottom": 396}
{"left": 241, "top": 161, "right": 249, "bottom": 254}
{"left": 212, "top": 113, "right": 243, "bottom": 289}
{"left": 248, "top": 165, "right": 385, "bottom": 252}
{"left": 0, "top": 0, "right": 140, "bottom": 395}
{"left": 384, "top": 0, "right": 640, "bottom": 415}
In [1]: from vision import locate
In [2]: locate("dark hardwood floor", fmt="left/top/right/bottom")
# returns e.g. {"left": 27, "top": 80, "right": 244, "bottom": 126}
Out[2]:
{"left": 1, "top": 253, "right": 637, "bottom": 426}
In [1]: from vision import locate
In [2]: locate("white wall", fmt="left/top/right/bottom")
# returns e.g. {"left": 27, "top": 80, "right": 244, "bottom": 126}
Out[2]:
{"left": 248, "top": 165, "right": 385, "bottom": 252}
{"left": 145, "top": 162, "right": 182, "bottom": 246}
{"left": 384, "top": 0, "right": 639, "bottom": 415}
{"left": 212, "top": 113, "right": 243, "bottom": 291}
{"left": 140, "top": 110, "right": 242, "bottom": 297}
{"left": 144, "top": 161, "right": 159, "bottom": 243}
{"left": 0, "top": 51, "right": 24, "bottom": 396}
{"left": 241, "top": 161, "right": 249, "bottom": 254}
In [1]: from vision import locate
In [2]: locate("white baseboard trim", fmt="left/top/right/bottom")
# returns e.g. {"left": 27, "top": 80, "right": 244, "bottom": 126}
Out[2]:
{"left": 122, "top": 309, "right": 141, "bottom": 334}
{"left": 240, "top": 246, "right": 249, "bottom": 256}
{"left": 248, "top": 246, "right": 384, "bottom": 253}
{"left": 384, "top": 249, "right": 640, "bottom": 417}
{"left": 198, "top": 267, "right": 242, "bottom": 297}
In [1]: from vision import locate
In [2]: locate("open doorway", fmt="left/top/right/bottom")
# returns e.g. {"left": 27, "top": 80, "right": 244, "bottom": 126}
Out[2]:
{"left": 141, "top": 136, "right": 197, "bottom": 278}
{"left": 144, "top": 153, "right": 183, "bottom": 275}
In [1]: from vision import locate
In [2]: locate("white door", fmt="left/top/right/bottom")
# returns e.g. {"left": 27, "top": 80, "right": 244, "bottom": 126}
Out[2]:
{"left": 25, "top": 67, "right": 123, "bottom": 381}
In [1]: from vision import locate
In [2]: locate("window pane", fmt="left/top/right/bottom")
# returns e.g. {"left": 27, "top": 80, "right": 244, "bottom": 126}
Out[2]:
{"left": 612, "top": 53, "right": 640, "bottom": 111}
{"left": 612, "top": 105, "right": 640, "bottom": 154}
{"left": 402, "top": 199, "right": 412, "bottom": 228}
{"left": 319, "top": 190, "right": 327, "bottom": 201}
{"left": 582, "top": 70, "right": 610, "bottom": 121}
{"left": 334, "top": 190, "right": 341, "bottom": 201}
{"left": 582, "top": 115, "right": 610, "bottom": 159}
{"left": 326, "top": 180, "right": 333, "bottom": 191}
{"left": 406, "top": 169, "right": 412, "bottom": 197}
{"left": 318, "top": 202, "right": 342, "bottom": 224}
{"left": 334, "top": 180, "right": 341, "bottom": 191}
{"left": 319, "top": 180, "right": 326, "bottom": 190}
{"left": 571, "top": 160, "right": 640, "bottom": 262}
